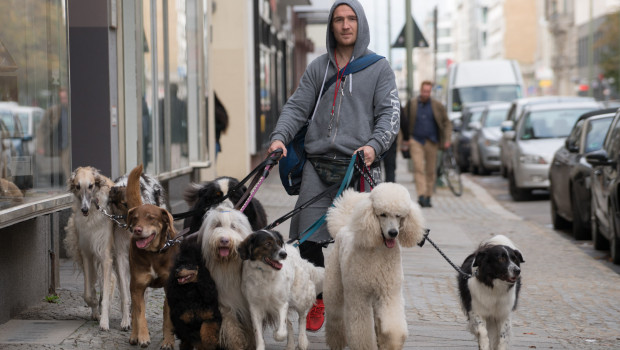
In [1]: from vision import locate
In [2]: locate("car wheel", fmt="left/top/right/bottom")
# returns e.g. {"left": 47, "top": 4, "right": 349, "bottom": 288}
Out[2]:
{"left": 571, "top": 190, "right": 590, "bottom": 240}
{"left": 551, "top": 193, "right": 570, "bottom": 230}
{"left": 509, "top": 171, "right": 529, "bottom": 201}
{"left": 591, "top": 203, "right": 609, "bottom": 251}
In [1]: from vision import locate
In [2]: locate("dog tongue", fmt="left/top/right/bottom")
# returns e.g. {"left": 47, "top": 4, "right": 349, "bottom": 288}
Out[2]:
{"left": 136, "top": 234, "right": 154, "bottom": 249}
{"left": 385, "top": 239, "right": 396, "bottom": 248}
{"left": 219, "top": 247, "right": 230, "bottom": 257}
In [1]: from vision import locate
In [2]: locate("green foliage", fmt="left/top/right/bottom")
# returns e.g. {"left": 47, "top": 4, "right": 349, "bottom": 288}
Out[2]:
{"left": 45, "top": 294, "right": 61, "bottom": 304}
{"left": 595, "top": 11, "right": 620, "bottom": 92}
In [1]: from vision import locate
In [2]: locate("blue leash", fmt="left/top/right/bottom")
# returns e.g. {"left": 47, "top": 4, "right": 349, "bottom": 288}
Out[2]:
{"left": 291, "top": 154, "right": 358, "bottom": 247}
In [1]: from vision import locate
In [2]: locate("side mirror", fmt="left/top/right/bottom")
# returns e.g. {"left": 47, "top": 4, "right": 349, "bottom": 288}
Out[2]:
{"left": 469, "top": 121, "right": 482, "bottom": 130}
{"left": 565, "top": 139, "right": 578, "bottom": 153}
{"left": 503, "top": 130, "right": 516, "bottom": 141}
{"left": 452, "top": 118, "right": 463, "bottom": 132}
{"left": 585, "top": 149, "right": 615, "bottom": 167}
{"left": 500, "top": 120, "right": 514, "bottom": 132}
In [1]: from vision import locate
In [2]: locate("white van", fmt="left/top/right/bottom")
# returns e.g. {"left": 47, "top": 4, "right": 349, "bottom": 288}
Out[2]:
{"left": 446, "top": 59, "right": 524, "bottom": 120}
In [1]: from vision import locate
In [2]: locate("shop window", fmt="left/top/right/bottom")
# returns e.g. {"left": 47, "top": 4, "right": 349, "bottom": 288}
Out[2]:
{"left": 0, "top": 0, "right": 69, "bottom": 210}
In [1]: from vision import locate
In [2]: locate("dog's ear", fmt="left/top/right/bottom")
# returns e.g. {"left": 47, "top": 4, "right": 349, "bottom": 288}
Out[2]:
{"left": 67, "top": 168, "right": 78, "bottom": 191}
{"left": 399, "top": 202, "right": 427, "bottom": 248}
{"left": 514, "top": 249, "right": 525, "bottom": 263}
{"left": 161, "top": 208, "right": 177, "bottom": 236}
{"left": 238, "top": 235, "right": 253, "bottom": 260}
{"left": 352, "top": 199, "right": 382, "bottom": 248}
{"left": 472, "top": 251, "right": 486, "bottom": 267}
{"left": 126, "top": 207, "right": 137, "bottom": 230}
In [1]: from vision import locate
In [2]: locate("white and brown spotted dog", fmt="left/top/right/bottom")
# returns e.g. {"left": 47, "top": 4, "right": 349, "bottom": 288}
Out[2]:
{"left": 458, "top": 235, "right": 525, "bottom": 350}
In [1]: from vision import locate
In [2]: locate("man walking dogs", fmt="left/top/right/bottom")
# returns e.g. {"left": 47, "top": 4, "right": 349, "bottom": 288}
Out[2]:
{"left": 405, "top": 80, "right": 451, "bottom": 208}
{"left": 267, "top": 0, "right": 400, "bottom": 332}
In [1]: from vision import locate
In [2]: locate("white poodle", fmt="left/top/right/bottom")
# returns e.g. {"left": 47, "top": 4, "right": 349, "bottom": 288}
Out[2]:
{"left": 324, "top": 182, "right": 426, "bottom": 350}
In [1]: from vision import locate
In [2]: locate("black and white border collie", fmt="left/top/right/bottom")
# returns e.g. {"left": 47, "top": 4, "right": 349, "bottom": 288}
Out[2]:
{"left": 458, "top": 235, "right": 525, "bottom": 350}
{"left": 238, "top": 230, "right": 324, "bottom": 350}
{"left": 184, "top": 176, "right": 268, "bottom": 234}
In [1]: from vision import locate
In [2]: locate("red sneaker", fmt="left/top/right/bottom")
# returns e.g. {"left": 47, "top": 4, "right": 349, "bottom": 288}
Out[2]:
{"left": 306, "top": 299, "right": 325, "bottom": 332}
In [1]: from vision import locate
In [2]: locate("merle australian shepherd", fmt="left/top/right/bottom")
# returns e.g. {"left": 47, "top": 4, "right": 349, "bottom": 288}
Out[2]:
{"left": 457, "top": 235, "right": 525, "bottom": 350}
{"left": 183, "top": 176, "right": 268, "bottom": 234}
{"left": 166, "top": 235, "right": 222, "bottom": 350}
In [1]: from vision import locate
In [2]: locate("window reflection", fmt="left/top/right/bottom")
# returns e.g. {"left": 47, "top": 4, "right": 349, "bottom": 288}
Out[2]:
{"left": 0, "top": 0, "right": 69, "bottom": 210}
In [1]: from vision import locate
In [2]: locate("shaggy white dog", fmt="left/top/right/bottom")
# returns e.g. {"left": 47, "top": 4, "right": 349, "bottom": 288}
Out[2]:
{"left": 324, "top": 182, "right": 426, "bottom": 350}
{"left": 198, "top": 203, "right": 254, "bottom": 349}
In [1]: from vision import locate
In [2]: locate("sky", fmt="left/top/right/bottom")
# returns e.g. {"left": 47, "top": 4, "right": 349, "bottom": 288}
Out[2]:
{"left": 357, "top": 0, "right": 442, "bottom": 63}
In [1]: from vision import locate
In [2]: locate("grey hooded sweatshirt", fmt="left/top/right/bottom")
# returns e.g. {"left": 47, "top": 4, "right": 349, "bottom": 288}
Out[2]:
{"left": 270, "top": 0, "right": 400, "bottom": 160}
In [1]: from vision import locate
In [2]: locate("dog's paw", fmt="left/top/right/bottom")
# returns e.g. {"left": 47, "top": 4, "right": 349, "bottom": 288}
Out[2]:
{"left": 91, "top": 310, "right": 101, "bottom": 321}
{"left": 120, "top": 319, "right": 131, "bottom": 331}
{"left": 98, "top": 319, "right": 110, "bottom": 331}
{"left": 139, "top": 339, "right": 151, "bottom": 348}
{"left": 159, "top": 341, "right": 174, "bottom": 350}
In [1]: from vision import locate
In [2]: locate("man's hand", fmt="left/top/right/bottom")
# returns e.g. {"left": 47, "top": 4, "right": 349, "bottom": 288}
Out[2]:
{"left": 444, "top": 141, "right": 451, "bottom": 150}
{"left": 354, "top": 145, "right": 376, "bottom": 166}
{"left": 268, "top": 140, "right": 287, "bottom": 158}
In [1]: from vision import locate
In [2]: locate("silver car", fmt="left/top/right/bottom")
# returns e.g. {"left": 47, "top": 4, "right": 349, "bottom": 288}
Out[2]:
{"left": 499, "top": 96, "right": 596, "bottom": 178}
{"left": 469, "top": 102, "right": 510, "bottom": 175}
{"left": 506, "top": 102, "right": 600, "bottom": 201}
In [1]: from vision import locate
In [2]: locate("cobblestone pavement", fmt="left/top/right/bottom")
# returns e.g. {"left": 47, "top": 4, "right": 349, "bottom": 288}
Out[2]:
{"left": 2, "top": 155, "right": 620, "bottom": 349}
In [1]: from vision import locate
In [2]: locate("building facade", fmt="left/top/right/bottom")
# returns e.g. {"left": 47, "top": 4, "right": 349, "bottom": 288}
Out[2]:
{"left": 0, "top": 0, "right": 309, "bottom": 324}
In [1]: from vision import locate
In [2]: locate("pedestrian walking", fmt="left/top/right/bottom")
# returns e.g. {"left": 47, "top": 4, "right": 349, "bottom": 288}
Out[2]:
{"left": 402, "top": 80, "right": 451, "bottom": 208}
{"left": 267, "top": 0, "right": 400, "bottom": 332}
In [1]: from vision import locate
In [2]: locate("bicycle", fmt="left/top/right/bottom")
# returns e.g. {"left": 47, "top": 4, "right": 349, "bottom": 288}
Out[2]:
{"left": 438, "top": 147, "right": 463, "bottom": 197}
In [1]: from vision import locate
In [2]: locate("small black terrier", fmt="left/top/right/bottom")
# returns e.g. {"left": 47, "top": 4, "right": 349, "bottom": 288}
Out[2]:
{"left": 166, "top": 236, "right": 222, "bottom": 350}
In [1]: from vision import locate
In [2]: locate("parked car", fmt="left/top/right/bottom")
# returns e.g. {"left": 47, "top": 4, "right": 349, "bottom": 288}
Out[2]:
{"left": 586, "top": 109, "right": 620, "bottom": 264}
{"left": 506, "top": 101, "right": 600, "bottom": 201}
{"left": 548, "top": 108, "right": 616, "bottom": 239}
{"left": 469, "top": 102, "right": 510, "bottom": 175}
{"left": 499, "top": 96, "right": 597, "bottom": 178}
{"left": 452, "top": 101, "right": 497, "bottom": 172}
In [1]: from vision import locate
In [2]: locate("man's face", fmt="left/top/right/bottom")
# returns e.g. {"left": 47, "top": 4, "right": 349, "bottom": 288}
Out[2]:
{"left": 332, "top": 5, "right": 357, "bottom": 48}
{"left": 420, "top": 84, "right": 432, "bottom": 103}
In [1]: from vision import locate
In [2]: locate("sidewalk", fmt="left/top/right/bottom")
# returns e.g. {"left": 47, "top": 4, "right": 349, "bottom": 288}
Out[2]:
{"left": 1, "top": 154, "right": 620, "bottom": 349}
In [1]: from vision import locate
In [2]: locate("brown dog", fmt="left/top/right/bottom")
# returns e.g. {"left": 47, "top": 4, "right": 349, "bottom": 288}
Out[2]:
{"left": 125, "top": 164, "right": 178, "bottom": 349}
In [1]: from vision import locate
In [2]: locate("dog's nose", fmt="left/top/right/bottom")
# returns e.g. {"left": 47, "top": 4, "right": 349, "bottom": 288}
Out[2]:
{"left": 220, "top": 237, "right": 229, "bottom": 246}
{"left": 133, "top": 226, "right": 142, "bottom": 235}
{"left": 279, "top": 250, "right": 287, "bottom": 259}
{"left": 81, "top": 207, "right": 89, "bottom": 215}
{"left": 513, "top": 266, "right": 521, "bottom": 276}
{"left": 388, "top": 229, "right": 398, "bottom": 238}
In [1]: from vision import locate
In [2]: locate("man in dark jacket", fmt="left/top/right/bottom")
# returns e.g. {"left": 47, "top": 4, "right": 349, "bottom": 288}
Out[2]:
{"left": 404, "top": 80, "right": 451, "bottom": 208}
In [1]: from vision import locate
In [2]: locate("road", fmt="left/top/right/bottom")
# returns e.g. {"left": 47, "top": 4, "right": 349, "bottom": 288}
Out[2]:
{"left": 467, "top": 171, "right": 620, "bottom": 275}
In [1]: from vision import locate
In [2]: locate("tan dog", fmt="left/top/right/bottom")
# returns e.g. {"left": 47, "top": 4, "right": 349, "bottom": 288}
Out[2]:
{"left": 63, "top": 167, "right": 120, "bottom": 330}
{"left": 125, "top": 164, "right": 178, "bottom": 349}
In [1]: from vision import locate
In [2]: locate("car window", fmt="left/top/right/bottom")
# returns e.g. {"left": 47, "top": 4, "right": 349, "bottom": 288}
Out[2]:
{"left": 567, "top": 119, "right": 583, "bottom": 149}
{"left": 506, "top": 104, "right": 516, "bottom": 122}
{"left": 483, "top": 108, "right": 508, "bottom": 127}
{"left": 584, "top": 117, "right": 613, "bottom": 153}
{"left": 520, "top": 108, "right": 595, "bottom": 140}
{"left": 604, "top": 116, "right": 620, "bottom": 159}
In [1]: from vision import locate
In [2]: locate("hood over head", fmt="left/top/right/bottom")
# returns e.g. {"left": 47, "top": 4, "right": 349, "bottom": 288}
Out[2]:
{"left": 326, "top": 0, "right": 370, "bottom": 67}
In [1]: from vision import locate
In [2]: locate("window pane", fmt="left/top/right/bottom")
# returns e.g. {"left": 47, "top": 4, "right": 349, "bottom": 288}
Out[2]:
{"left": 0, "top": 0, "right": 69, "bottom": 210}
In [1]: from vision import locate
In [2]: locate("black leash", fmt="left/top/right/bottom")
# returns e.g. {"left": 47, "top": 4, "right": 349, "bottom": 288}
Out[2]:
{"left": 264, "top": 182, "right": 340, "bottom": 231}
{"left": 418, "top": 230, "right": 472, "bottom": 279}
{"left": 172, "top": 150, "right": 283, "bottom": 221}
{"left": 354, "top": 150, "right": 379, "bottom": 188}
